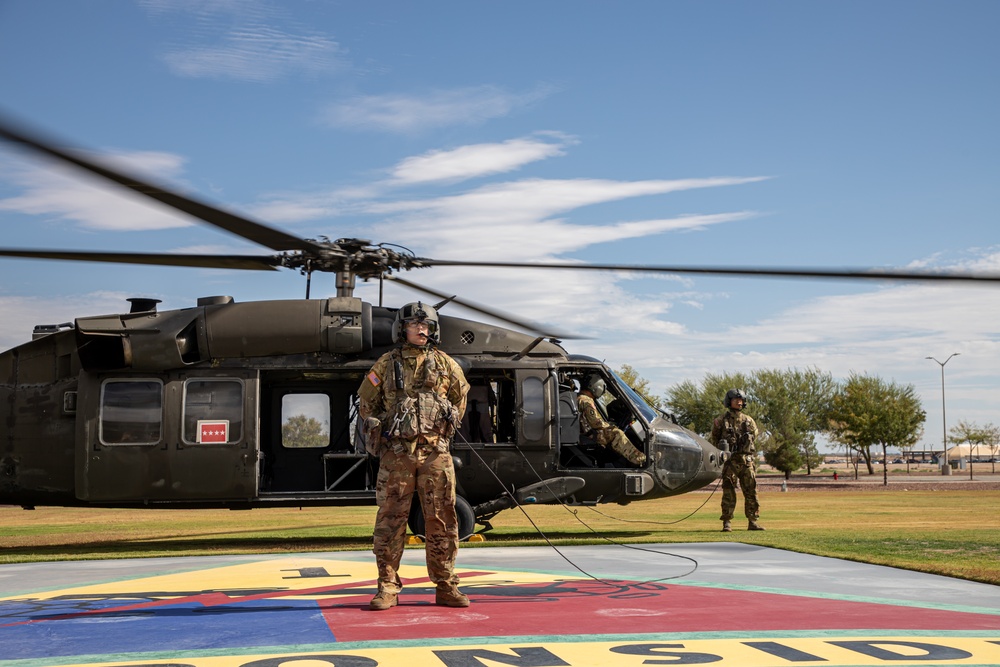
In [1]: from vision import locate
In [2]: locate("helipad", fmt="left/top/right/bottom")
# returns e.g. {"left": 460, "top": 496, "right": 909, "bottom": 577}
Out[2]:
{"left": 1, "top": 543, "right": 997, "bottom": 666}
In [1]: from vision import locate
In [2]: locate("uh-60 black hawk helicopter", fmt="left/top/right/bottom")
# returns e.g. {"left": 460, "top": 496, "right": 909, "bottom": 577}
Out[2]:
{"left": 1, "top": 115, "right": 997, "bottom": 540}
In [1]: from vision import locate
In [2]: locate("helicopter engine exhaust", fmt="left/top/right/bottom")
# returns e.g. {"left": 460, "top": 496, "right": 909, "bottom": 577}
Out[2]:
{"left": 74, "top": 297, "right": 375, "bottom": 371}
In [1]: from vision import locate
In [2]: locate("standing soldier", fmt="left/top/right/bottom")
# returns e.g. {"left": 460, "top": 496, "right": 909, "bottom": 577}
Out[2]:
{"left": 710, "top": 388, "right": 764, "bottom": 532}
{"left": 578, "top": 374, "right": 647, "bottom": 467}
{"left": 358, "top": 302, "right": 470, "bottom": 611}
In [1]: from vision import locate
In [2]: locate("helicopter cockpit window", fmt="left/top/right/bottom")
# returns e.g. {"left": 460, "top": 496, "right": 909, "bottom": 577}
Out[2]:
{"left": 182, "top": 379, "right": 244, "bottom": 445}
{"left": 280, "top": 394, "right": 331, "bottom": 449}
{"left": 99, "top": 379, "right": 163, "bottom": 446}
{"left": 609, "top": 369, "right": 657, "bottom": 423}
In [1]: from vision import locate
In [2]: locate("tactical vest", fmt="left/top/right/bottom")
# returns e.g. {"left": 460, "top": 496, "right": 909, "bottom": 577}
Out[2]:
{"left": 380, "top": 347, "right": 459, "bottom": 450}
{"left": 722, "top": 412, "right": 756, "bottom": 454}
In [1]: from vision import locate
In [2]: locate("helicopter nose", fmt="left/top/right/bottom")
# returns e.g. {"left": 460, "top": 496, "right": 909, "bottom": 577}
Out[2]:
{"left": 648, "top": 427, "right": 726, "bottom": 494}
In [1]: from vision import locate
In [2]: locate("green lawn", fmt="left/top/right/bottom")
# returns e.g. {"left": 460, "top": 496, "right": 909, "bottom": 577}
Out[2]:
{"left": 2, "top": 487, "right": 998, "bottom": 585}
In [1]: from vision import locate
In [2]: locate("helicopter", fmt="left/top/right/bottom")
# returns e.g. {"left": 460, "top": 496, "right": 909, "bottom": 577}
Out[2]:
{"left": 2, "top": 114, "right": 998, "bottom": 540}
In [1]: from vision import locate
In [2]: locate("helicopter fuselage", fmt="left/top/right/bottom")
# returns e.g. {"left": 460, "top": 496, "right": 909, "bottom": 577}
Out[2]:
{"left": 0, "top": 296, "right": 726, "bottom": 535}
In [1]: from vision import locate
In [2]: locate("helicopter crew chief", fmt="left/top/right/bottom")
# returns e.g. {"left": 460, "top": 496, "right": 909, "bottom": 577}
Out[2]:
{"left": 578, "top": 374, "right": 647, "bottom": 467}
{"left": 710, "top": 388, "right": 764, "bottom": 532}
{"left": 358, "top": 302, "right": 470, "bottom": 611}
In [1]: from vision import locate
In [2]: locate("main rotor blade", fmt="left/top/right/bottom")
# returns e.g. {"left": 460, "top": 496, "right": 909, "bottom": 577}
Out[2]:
{"left": 0, "top": 113, "right": 324, "bottom": 254}
{"left": 386, "top": 275, "right": 582, "bottom": 340}
{"left": 420, "top": 259, "right": 1000, "bottom": 283}
{"left": 0, "top": 248, "right": 280, "bottom": 271}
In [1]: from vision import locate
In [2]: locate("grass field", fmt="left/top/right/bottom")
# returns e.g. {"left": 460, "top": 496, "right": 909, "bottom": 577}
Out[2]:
{"left": 2, "top": 482, "right": 998, "bottom": 586}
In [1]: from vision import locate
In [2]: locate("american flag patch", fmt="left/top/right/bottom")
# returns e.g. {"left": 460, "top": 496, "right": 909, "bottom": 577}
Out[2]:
{"left": 367, "top": 371, "right": 381, "bottom": 387}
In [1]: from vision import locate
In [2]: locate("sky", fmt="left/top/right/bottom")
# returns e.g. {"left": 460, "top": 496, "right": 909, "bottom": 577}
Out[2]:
{"left": 0, "top": 1, "right": 998, "bottom": 452}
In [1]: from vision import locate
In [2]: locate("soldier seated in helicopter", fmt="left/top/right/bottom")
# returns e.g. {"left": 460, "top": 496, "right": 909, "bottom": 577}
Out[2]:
{"left": 577, "top": 374, "right": 647, "bottom": 467}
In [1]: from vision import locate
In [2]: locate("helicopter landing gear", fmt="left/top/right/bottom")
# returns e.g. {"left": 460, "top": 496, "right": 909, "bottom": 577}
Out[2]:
{"left": 408, "top": 494, "right": 477, "bottom": 542}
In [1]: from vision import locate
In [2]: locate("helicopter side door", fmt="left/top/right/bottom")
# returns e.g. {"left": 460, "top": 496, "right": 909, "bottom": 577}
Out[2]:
{"left": 75, "top": 370, "right": 259, "bottom": 503}
{"left": 258, "top": 378, "right": 367, "bottom": 495}
{"left": 517, "top": 369, "right": 552, "bottom": 449}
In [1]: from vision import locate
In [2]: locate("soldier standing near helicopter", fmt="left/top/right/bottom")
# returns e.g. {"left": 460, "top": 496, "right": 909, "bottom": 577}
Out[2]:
{"left": 710, "top": 388, "right": 765, "bottom": 532}
{"left": 358, "top": 302, "right": 470, "bottom": 611}
{"left": 578, "top": 374, "right": 647, "bottom": 467}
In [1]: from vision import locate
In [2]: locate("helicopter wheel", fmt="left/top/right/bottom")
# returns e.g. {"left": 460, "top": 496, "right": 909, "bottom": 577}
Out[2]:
{"left": 408, "top": 495, "right": 477, "bottom": 542}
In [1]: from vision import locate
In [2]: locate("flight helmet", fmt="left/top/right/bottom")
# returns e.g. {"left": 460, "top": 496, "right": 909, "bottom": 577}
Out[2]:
{"left": 585, "top": 374, "right": 606, "bottom": 399}
{"left": 724, "top": 388, "right": 747, "bottom": 409}
{"left": 392, "top": 301, "right": 441, "bottom": 345}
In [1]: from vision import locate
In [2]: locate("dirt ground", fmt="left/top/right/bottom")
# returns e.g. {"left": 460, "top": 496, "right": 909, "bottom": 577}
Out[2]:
{"left": 755, "top": 460, "right": 1000, "bottom": 492}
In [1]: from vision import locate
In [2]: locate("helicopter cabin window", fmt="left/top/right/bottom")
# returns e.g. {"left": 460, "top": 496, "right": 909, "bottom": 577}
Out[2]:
{"left": 182, "top": 379, "right": 244, "bottom": 445}
{"left": 521, "top": 376, "right": 545, "bottom": 441}
{"left": 280, "top": 394, "right": 331, "bottom": 449}
{"left": 99, "top": 379, "right": 163, "bottom": 446}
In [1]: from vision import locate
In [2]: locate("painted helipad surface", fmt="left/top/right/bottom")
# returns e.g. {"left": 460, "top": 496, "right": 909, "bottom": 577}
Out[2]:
{"left": 1, "top": 542, "right": 998, "bottom": 666}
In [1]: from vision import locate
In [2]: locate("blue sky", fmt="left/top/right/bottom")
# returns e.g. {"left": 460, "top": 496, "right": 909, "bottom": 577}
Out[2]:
{"left": 0, "top": 1, "right": 998, "bottom": 450}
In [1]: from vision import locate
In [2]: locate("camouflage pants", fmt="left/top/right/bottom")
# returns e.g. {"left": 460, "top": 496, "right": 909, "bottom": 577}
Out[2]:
{"left": 597, "top": 428, "right": 646, "bottom": 466}
{"left": 373, "top": 446, "right": 459, "bottom": 594}
{"left": 720, "top": 453, "right": 759, "bottom": 521}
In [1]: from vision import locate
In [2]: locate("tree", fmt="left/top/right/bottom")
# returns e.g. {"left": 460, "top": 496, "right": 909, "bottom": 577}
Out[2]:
{"left": 751, "top": 367, "right": 835, "bottom": 479}
{"left": 616, "top": 364, "right": 660, "bottom": 409}
{"left": 949, "top": 420, "right": 1000, "bottom": 475}
{"left": 826, "top": 374, "right": 925, "bottom": 484}
{"left": 662, "top": 372, "right": 753, "bottom": 436}
{"left": 282, "top": 413, "right": 329, "bottom": 449}
{"left": 664, "top": 368, "right": 835, "bottom": 479}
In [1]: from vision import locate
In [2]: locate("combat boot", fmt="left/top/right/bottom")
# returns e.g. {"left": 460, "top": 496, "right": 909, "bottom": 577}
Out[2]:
{"left": 435, "top": 586, "right": 470, "bottom": 608}
{"left": 748, "top": 520, "right": 765, "bottom": 531}
{"left": 369, "top": 591, "right": 398, "bottom": 611}
{"left": 721, "top": 520, "right": 732, "bottom": 532}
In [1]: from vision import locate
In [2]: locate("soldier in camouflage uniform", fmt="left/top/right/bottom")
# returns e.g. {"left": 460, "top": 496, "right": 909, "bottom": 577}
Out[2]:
{"left": 710, "top": 388, "right": 764, "bottom": 532}
{"left": 358, "top": 302, "right": 470, "bottom": 611}
{"left": 578, "top": 374, "right": 647, "bottom": 467}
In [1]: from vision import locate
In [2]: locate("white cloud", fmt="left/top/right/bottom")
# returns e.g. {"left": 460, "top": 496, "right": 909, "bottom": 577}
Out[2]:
{"left": 567, "top": 273, "right": 1000, "bottom": 435}
{"left": 389, "top": 133, "right": 577, "bottom": 186}
{"left": 0, "top": 150, "right": 194, "bottom": 231}
{"left": 143, "top": 0, "right": 345, "bottom": 82}
{"left": 321, "top": 85, "right": 555, "bottom": 133}
{"left": 364, "top": 177, "right": 764, "bottom": 260}
{"left": 161, "top": 25, "right": 344, "bottom": 82}
{"left": 248, "top": 133, "right": 582, "bottom": 221}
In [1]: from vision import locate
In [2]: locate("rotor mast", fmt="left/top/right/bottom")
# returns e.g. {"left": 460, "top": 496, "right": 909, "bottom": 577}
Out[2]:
{"left": 336, "top": 270, "right": 356, "bottom": 298}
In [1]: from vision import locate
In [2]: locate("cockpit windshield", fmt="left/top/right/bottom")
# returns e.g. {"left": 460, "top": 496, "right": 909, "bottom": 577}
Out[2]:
{"left": 609, "top": 369, "right": 657, "bottom": 423}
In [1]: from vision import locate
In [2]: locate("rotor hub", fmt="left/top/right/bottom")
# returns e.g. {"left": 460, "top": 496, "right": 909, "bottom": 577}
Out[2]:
{"left": 277, "top": 237, "right": 418, "bottom": 279}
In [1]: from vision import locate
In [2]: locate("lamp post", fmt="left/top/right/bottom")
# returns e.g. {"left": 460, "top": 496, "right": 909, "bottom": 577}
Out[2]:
{"left": 926, "top": 353, "right": 960, "bottom": 476}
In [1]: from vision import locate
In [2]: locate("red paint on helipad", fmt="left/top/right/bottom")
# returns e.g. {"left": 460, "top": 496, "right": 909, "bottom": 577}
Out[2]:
{"left": 319, "top": 579, "right": 1000, "bottom": 642}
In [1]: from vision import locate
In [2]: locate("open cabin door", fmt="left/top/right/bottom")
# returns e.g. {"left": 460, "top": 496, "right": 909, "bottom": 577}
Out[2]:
{"left": 258, "top": 376, "right": 369, "bottom": 496}
{"left": 75, "top": 371, "right": 259, "bottom": 503}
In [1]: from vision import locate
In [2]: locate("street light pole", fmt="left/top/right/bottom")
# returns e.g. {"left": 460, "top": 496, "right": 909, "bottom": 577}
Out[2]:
{"left": 926, "top": 353, "right": 960, "bottom": 476}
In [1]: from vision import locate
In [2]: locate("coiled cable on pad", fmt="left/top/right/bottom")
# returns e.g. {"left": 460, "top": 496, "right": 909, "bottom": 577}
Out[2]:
{"left": 454, "top": 432, "right": 707, "bottom": 586}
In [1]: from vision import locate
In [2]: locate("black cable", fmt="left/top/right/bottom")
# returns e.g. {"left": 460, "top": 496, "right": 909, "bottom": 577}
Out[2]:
{"left": 582, "top": 476, "right": 721, "bottom": 526}
{"left": 455, "top": 431, "right": 703, "bottom": 586}
{"left": 508, "top": 443, "right": 701, "bottom": 583}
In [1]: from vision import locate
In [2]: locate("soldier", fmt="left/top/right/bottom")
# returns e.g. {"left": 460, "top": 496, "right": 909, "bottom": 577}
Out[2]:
{"left": 578, "top": 374, "right": 647, "bottom": 467}
{"left": 358, "top": 302, "right": 470, "bottom": 611}
{"left": 710, "top": 388, "right": 764, "bottom": 532}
